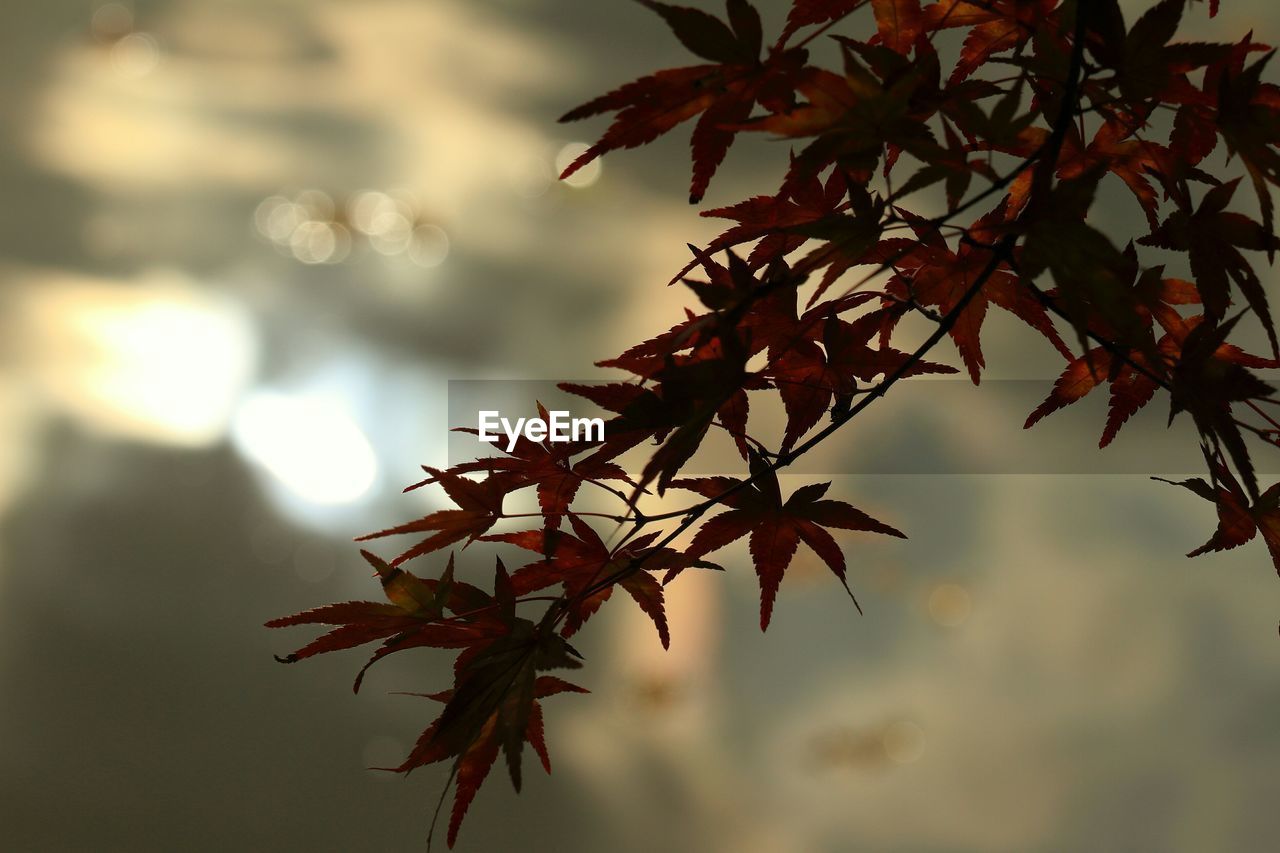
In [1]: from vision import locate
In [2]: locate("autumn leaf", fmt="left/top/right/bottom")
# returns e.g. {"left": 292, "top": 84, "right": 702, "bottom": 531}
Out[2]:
{"left": 396, "top": 574, "right": 586, "bottom": 848}
{"left": 1140, "top": 177, "right": 1280, "bottom": 355}
{"left": 768, "top": 310, "right": 957, "bottom": 450}
{"left": 923, "top": 0, "right": 1056, "bottom": 85}
{"left": 675, "top": 452, "right": 904, "bottom": 629}
{"left": 881, "top": 206, "right": 1071, "bottom": 383}
{"left": 560, "top": 0, "right": 807, "bottom": 202}
{"left": 780, "top": 0, "right": 865, "bottom": 45}
{"left": 485, "top": 515, "right": 689, "bottom": 647}
{"left": 266, "top": 551, "right": 497, "bottom": 669}
{"left": 870, "top": 0, "right": 924, "bottom": 55}
{"left": 432, "top": 402, "right": 631, "bottom": 535}
{"left": 356, "top": 468, "right": 510, "bottom": 567}
{"left": 692, "top": 167, "right": 852, "bottom": 275}
{"left": 1020, "top": 171, "right": 1152, "bottom": 358}
{"left": 1158, "top": 458, "right": 1280, "bottom": 574}
{"left": 270, "top": 1, "right": 1280, "bottom": 846}
{"left": 1026, "top": 313, "right": 1277, "bottom": 457}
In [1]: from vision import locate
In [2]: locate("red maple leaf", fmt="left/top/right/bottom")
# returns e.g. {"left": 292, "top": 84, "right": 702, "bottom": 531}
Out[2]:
{"left": 880, "top": 206, "right": 1071, "bottom": 383}
{"left": 265, "top": 551, "right": 502, "bottom": 669}
{"left": 870, "top": 0, "right": 925, "bottom": 55}
{"left": 1140, "top": 177, "right": 1280, "bottom": 354}
{"left": 357, "top": 468, "right": 510, "bottom": 566}
{"left": 779, "top": 0, "right": 864, "bottom": 45}
{"left": 923, "top": 0, "right": 1057, "bottom": 85}
{"left": 768, "top": 309, "right": 957, "bottom": 450}
{"left": 1026, "top": 306, "right": 1277, "bottom": 450}
{"left": 422, "top": 403, "right": 631, "bottom": 534}
{"left": 387, "top": 675, "right": 589, "bottom": 848}
{"left": 559, "top": 0, "right": 808, "bottom": 202}
{"left": 484, "top": 515, "right": 709, "bottom": 647}
{"left": 1158, "top": 457, "right": 1280, "bottom": 573}
{"left": 675, "top": 452, "right": 904, "bottom": 629}
{"left": 691, "top": 167, "right": 852, "bottom": 276}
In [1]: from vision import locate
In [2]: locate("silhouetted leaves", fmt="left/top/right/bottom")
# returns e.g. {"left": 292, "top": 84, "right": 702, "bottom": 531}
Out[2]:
{"left": 675, "top": 452, "right": 904, "bottom": 628}
{"left": 273, "top": 0, "right": 1280, "bottom": 846}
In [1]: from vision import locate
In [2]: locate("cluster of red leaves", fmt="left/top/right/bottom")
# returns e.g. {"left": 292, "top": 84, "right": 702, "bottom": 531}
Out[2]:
{"left": 270, "top": 0, "right": 1280, "bottom": 847}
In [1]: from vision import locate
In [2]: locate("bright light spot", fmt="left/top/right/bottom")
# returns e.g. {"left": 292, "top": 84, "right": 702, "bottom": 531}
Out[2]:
{"left": 327, "top": 223, "right": 353, "bottom": 263}
{"left": 232, "top": 392, "right": 377, "bottom": 505}
{"left": 882, "top": 720, "right": 925, "bottom": 765}
{"left": 22, "top": 277, "right": 256, "bottom": 447}
{"left": 255, "top": 193, "right": 351, "bottom": 264}
{"left": 294, "top": 188, "right": 335, "bottom": 221}
{"left": 91, "top": 3, "right": 133, "bottom": 41}
{"left": 408, "top": 223, "right": 449, "bottom": 267}
{"left": 348, "top": 190, "right": 395, "bottom": 234}
{"left": 368, "top": 211, "right": 413, "bottom": 254}
{"left": 290, "top": 220, "right": 337, "bottom": 264}
{"left": 110, "top": 32, "right": 160, "bottom": 79}
{"left": 253, "top": 196, "right": 285, "bottom": 238}
{"left": 257, "top": 198, "right": 303, "bottom": 244}
{"left": 555, "top": 142, "right": 602, "bottom": 189}
{"left": 927, "top": 582, "right": 973, "bottom": 628}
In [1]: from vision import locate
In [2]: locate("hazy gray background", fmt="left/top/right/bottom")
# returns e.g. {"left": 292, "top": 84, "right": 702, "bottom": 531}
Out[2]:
{"left": 1, "top": 1, "right": 1278, "bottom": 851}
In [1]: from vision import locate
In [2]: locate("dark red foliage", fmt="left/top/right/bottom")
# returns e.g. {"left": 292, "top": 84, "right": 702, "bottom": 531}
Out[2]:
{"left": 675, "top": 451, "right": 905, "bottom": 628}
{"left": 270, "top": 0, "right": 1280, "bottom": 847}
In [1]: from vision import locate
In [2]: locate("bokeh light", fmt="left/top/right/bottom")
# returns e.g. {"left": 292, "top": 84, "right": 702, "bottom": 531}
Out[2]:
{"left": 231, "top": 391, "right": 377, "bottom": 506}
{"left": 110, "top": 32, "right": 160, "bottom": 79}
{"left": 555, "top": 142, "right": 603, "bottom": 189}
{"left": 927, "top": 582, "right": 973, "bottom": 628}
{"left": 20, "top": 277, "right": 257, "bottom": 447}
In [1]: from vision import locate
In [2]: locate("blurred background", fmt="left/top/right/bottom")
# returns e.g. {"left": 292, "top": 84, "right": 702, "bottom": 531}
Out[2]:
{"left": 1, "top": 1, "right": 1278, "bottom": 851}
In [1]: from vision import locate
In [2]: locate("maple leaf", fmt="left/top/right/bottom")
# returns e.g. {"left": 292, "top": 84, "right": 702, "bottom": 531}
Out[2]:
{"left": 779, "top": 0, "right": 864, "bottom": 45}
{"left": 389, "top": 675, "right": 589, "bottom": 820}
{"left": 1158, "top": 458, "right": 1280, "bottom": 573}
{"left": 397, "top": 562, "right": 585, "bottom": 848}
{"left": 1085, "top": 0, "right": 1225, "bottom": 107}
{"left": 1214, "top": 42, "right": 1280, "bottom": 239}
{"left": 1161, "top": 36, "right": 1273, "bottom": 224}
{"left": 427, "top": 402, "right": 630, "bottom": 535}
{"left": 1139, "top": 177, "right": 1280, "bottom": 355}
{"left": 483, "top": 516, "right": 706, "bottom": 647}
{"left": 357, "top": 468, "right": 510, "bottom": 567}
{"left": 266, "top": 551, "right": 499, "bottom": 670}
{"left": 273, "top": 551, "right": 590, "bottom": 850}
{"left": 788, "top": 184, "right": 888, "bottom": 302}
{"left": 1025, "top": 311, "right": 1277, "bottom": 456}
{"left": 692, "top": 167, "right": 851, "bottom": 275}
{"left": 639, "top": 351, "right": 750, "bottom": 496}
{"left": 675, "top": 452, "right": 904, "bottom": 629}
{"left": 748, "top": 37, "right": 946, "bottom": 187}
{"left": 881, "top": 206, "right": 1071, "bottom": 383}
{"left": 870, "top": 0, "right": 925, "bottom": 56}
{"left": 922, "top": 0, "right": 1056, "bottom": 85}
{"left": 567, "top": 254, "right": 773, "bottom": 494}
{"left": 559, "top": 0, "right": 806, "bottom": 203}
{"left": 1166, "top": 315, "right": 1278, "bottom": 499}
{"left": 1019, "top": 171, "right": 1154, "bottom": 358}
{"left": 768, "top": 310, "right": 957, "bottom": 450}
{"left": 1056, "top": 117, "right": 1177, "bottom": 230}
